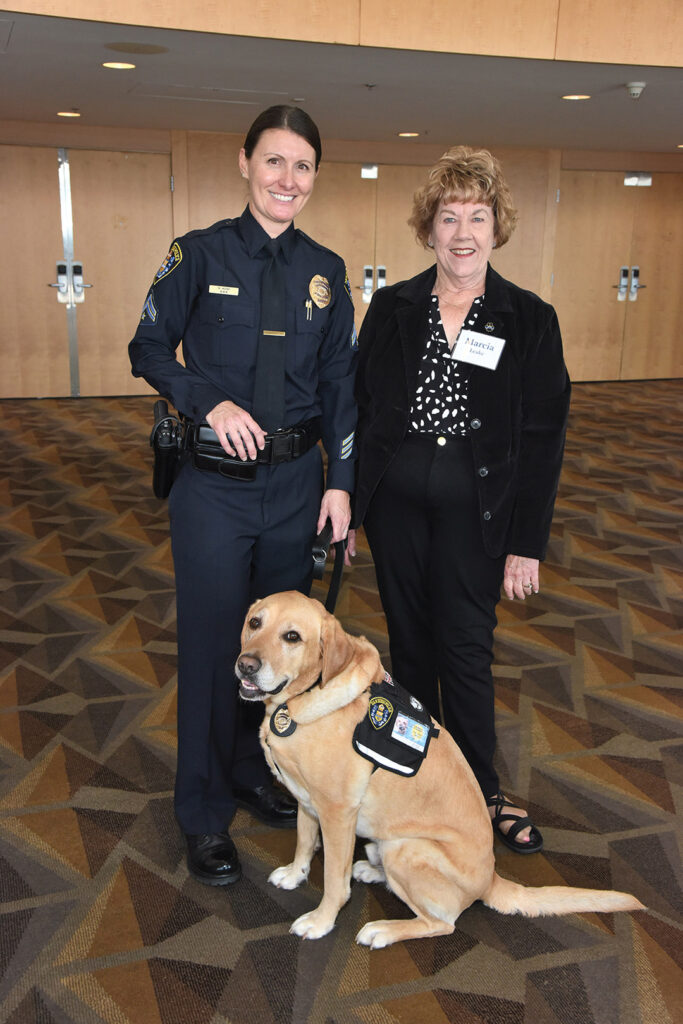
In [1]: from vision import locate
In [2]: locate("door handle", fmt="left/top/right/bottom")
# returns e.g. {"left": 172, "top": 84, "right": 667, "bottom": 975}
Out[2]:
{"left": 356, "top": 264, "right": 373, "bottom": 304}
{"left": 48, "top": 262, "right": 70, "bottom": 303}
{"left": 612, "top": 266, "right": 629, "bottom": 301}
{"left": 376, "top": 265, "right": 386, "bottom": 289}
{"left": 71, "top": 261, "right": 93, "bottom": 303}
{"left": 629, "top": 266, "right": 646, "bottom": 302}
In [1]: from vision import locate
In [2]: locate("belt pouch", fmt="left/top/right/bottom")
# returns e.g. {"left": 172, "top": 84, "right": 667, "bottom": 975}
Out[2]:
{"left": 192, "top": 424, "right": 258, "bottom": 481}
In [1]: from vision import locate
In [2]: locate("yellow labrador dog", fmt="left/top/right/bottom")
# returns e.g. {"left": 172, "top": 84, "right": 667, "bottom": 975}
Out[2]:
{"left": 236, "top": 591, "right": 644, "bottom": 948}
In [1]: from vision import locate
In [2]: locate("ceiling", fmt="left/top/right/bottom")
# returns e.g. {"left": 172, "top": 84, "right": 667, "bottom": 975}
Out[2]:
{"left": 1, "top": 10, "right": 681, "bottom": 153}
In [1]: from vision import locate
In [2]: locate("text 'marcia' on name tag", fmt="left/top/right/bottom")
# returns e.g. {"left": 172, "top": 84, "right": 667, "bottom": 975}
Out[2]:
{"left": 452, "top": 329, "right": 506, "bottom": 370}
{"left": 209, "top": 285, "right": 239, "bottom": 296}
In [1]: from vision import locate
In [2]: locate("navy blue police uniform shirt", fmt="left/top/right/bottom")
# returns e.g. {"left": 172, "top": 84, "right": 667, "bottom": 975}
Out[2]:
{"left": 129, "top": 206, "right": 358, "bottom": 492}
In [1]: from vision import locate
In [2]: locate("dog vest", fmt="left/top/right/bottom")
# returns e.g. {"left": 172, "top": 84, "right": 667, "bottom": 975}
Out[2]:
{"left": 352, "top": 674, "right": 438, "bottom": 777}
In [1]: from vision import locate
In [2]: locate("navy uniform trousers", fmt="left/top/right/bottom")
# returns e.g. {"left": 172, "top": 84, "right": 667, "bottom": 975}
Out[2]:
{"left": 363, "top": 433, "right": 505, "bottom": 798}
{"left": 169, "top": 445, "right": 323, "bottom": 836}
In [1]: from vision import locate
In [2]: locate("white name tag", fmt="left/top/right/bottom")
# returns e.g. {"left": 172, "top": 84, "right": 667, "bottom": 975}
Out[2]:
{"left": 452, "top": 329, "right": 505, "bottom": 370}
{"left": 209, "top": 285, "right": 239, "bottom": 296}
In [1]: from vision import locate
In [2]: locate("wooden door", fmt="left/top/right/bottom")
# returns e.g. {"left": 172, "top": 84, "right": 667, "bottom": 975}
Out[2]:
{"left": 551, "top": 171, "right": 636, "bottom": 381}
{"left": 374, "top": 164, "right": 434, "bottom": 289}
{"left": 296, "top": 162, "right": 377, "bottom": 330}
{"left": 620, "top": 173, "right": 683, "bottom": 379}
{"left": 0, "top": 146, "right": 71, "bottom": 398}
{"left": 69, "top": 150, "right": 173, "bottom": 396}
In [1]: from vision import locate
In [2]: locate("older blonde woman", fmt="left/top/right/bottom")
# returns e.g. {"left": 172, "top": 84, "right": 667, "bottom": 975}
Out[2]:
{"left": 350, "top": 147, "right": 570, "bottom": 853}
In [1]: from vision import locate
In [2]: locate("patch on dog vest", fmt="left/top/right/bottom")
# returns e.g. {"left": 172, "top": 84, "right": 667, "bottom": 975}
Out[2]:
{"left": 270, "top": 703, "right": 297, "bottom": 737}
{"left": 353, "top": 676, "right": 438, "bottom": 776}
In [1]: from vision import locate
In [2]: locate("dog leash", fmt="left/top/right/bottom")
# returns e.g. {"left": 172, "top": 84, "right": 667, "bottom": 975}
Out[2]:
{"left": 312, "top": 521, "right": 347, "bottom": 613}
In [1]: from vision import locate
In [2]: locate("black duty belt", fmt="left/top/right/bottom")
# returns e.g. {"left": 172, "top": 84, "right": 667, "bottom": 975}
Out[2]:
{"left": 188, "top": 418, "right": 321, "bottom": 480}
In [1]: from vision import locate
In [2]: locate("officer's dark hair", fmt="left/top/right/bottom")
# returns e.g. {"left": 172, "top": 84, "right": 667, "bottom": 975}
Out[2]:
{"left": 243, "top": 105, "right": 322, "bottom": 170}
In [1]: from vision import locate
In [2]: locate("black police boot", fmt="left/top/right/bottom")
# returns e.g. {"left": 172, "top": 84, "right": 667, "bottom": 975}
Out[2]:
{"left": 233, "top": 784, "right": 297, "bottom": 828}
{"left": 186, "top": 829, "right": 241, "bottom": 885}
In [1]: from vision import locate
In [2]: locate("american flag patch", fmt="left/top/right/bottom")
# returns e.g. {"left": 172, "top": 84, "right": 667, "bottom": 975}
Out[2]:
{"left": 340, "top": 432, "right": 354, "bottom": 460}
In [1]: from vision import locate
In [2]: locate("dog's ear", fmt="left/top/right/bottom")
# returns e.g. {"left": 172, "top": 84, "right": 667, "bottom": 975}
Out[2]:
{"left": 320, "top": 611, "right": 355, "bottom": 687}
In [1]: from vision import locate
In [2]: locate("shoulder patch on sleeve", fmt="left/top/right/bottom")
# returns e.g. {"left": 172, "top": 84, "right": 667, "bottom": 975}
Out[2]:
{"left": 154, "top": 241, "right": 183, "bottom": 284}
{"left": 140, "top": 290, "right": 158, "bottom": 324}
{"left": 344, "top": 269, "right": 353, "bottom": 303}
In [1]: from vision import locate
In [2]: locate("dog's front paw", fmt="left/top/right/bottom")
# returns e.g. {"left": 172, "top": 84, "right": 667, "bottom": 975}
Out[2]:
{"left": 352, "top": 859, "right": 386, "bottom": 884}
{"left": 356, "top": 921, "right": 392, "bottom": 948}
{"left": 290, "top": 909, "right": 336, "bottom": 940}
{"left": 269, "top": 863, "right": 309, "bottom": 890}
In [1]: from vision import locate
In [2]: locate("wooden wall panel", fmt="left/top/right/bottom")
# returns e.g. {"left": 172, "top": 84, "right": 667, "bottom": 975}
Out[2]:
{"left": 360, "top": 0, "right": 559, "bottom": 58}
{"left": 9, "top": 0, "right": 360, "bottom": 45}
{"left": 620, "top": 174, "right": 683, "bottom": 379}
{"left": 184, "top": 133, "right": 245, "bottom": 230}
{"left": 69, "top": 149, "right": 173, "bottom": 396}
{"left": 555, "top": 0, "right": 683, "bottom": 67}
{"left": 0, "top": 145, "right": 71, "bottom": 398}
{"left": 488, "top": 149, "right": 558, "bottom": 297}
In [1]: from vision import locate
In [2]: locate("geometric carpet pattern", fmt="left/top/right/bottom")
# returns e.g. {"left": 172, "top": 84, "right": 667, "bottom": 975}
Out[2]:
{"left": 0, "top": 382, "right": 681, "bottom": 1024}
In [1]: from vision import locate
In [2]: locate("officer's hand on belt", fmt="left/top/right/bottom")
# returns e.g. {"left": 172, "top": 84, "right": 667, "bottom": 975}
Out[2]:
{"left": 318, "top": 490, "right": 351, "bottom": 545}
{"left": 206, "top": 401, "right": 267, "bottom": 461}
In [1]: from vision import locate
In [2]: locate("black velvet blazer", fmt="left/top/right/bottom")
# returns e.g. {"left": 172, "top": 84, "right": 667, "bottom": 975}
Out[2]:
{"left": 352, "top": 263, "right": 571, "bottom": 560}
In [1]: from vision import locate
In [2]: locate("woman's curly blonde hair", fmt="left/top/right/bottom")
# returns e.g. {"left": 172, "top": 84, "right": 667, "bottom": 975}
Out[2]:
{"left": 408, "top": 146, "right": 518, "bottom": 249}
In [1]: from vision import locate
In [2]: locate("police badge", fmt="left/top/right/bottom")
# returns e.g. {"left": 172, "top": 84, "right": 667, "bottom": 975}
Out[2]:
{"left": 270, "top": 703, "right": 297, "bottom": 737}
{"left": 309, "top": 274, "right": 331, "bottom": 309}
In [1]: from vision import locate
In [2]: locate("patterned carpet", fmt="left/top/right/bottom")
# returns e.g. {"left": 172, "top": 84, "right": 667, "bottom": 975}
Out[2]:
{"left": 0, "top": 382, "right": 681, "bottom": 1024}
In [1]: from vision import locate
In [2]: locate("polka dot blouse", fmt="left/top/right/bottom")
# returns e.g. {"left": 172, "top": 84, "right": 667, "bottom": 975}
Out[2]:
{"left": 408, "top": 294, "right": 484, "bottom": 437}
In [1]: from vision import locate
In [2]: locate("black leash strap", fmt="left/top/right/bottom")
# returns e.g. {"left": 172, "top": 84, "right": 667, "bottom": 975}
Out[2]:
{"left": 312, "top": 520, "right": 347, "bottom": 613}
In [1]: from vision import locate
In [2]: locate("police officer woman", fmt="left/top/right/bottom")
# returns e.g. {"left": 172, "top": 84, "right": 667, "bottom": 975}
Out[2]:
{"left": 129, "top": 106, "right": 357, "bottom": 885}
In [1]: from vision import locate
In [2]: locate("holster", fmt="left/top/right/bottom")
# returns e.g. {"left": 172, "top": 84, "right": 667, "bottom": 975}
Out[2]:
{"left": 150, "top": 400, "right": 184, "bottom": 498}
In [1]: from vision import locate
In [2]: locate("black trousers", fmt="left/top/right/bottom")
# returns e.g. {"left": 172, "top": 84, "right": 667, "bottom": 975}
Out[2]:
{"left": 363, "top": 434, "right": 505, "bottom": 797}
{"left": 169, "top": 445, "right": 323, "bottom": 835}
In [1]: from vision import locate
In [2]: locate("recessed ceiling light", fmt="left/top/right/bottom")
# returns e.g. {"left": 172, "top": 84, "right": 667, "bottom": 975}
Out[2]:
{"left": 562, "top": 94, "right": 591, "bottom": 100}
{"left": 398, "top": 131, "right": 420, "bottom": 138}
{"left": 102, "top": 61, "right": 136, "bottom": 70}
{"left": 57, "top": 111, "right": 81, "bottom": 117}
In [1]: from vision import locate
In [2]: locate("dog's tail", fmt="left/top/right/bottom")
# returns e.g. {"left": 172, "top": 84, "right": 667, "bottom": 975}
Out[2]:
{"left": 483, "top": 872, "right": 644, "bottom": 918}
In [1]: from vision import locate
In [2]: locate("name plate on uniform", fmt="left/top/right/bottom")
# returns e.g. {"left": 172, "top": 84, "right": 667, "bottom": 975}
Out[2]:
{"left": 452, "top": 329, "right": 505, "bottom": 370}
{"left": 209, "top": 285, "right": 239, "bottom": 296}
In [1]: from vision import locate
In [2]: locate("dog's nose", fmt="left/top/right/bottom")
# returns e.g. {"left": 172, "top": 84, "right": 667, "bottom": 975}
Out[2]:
{"left": 237, "top": 654, "right": 261, "bottom": 677}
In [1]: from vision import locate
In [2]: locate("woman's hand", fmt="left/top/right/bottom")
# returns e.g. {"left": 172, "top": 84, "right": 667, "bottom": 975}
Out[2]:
{"left": 503, "top": 554, "right": 540, "bottom": 600}
{"left": 344, "top": 528, "right": 357, "bottom": 566}
{"left": 317, "top": 490, "right": 351, "bottom": 544}
{"left": 205, "top": 401, "right": 267, "bottom": 460}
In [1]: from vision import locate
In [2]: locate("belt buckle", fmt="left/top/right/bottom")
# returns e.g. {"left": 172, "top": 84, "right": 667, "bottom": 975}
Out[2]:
{"left": 271, "top": 431, "right": 294, "bottom": 462}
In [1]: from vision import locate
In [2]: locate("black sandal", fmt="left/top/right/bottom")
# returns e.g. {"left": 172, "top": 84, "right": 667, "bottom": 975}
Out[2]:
{"left": 486, "top": 792, "right": 543, "bottom": 855}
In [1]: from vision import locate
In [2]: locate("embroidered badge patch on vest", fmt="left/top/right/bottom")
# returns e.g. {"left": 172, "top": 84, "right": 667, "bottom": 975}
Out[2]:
{"left": 369, "top": 696, "right": 393, "bottom": 729}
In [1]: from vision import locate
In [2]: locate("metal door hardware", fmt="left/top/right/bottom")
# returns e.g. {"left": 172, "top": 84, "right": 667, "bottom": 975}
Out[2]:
{"left": 612, "top": 266, "right": 629, "bottom": 301}
{"left": 48, "top": 259, "right": 93, "bottom": 306}
{"left": 358, "top": 264, "right": 373, "bottom": 304}
{"left": 71, "top": 261, "right": 93, "bottom": 303}
{"left": 48, "top": 262, "right": 70, "bottom": 303}
{"left": 376, "top": 265, "right": 386, "bottom": 289}
{"left": 629, "top": 266, "right": 646, "bottom": 302}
